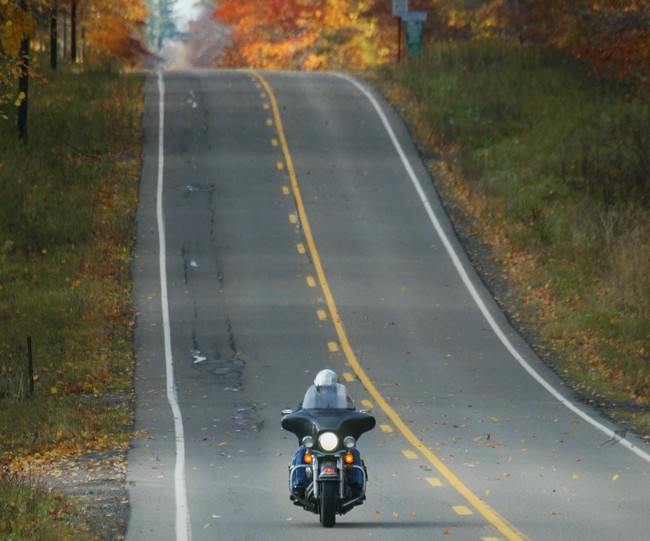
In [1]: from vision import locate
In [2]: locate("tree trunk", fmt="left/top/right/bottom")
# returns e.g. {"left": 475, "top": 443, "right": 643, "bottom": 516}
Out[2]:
{"left": 50, "top": 0, "right": 58, "bottom": 69}
{"left": 71, "top": 0, "right": 77, "bottom": 62}
{"left": 18, "top": 1, "right": 30, "bottom": 144}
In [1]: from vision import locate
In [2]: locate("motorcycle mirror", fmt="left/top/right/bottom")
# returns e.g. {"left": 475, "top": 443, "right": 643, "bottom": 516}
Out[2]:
{"left": 281, "top": 408, "right": 294, "bottom": 416}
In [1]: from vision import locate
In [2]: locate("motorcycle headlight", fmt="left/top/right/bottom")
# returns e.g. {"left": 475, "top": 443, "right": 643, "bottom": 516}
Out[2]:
{"left": 302, "top": 436, "right": 314, "bottom": 449}
{"left": 318, "top": 432, "right": 339, "bottom": 452}
{"left": 343, "top": 436, "right": 356, "bottom": 449}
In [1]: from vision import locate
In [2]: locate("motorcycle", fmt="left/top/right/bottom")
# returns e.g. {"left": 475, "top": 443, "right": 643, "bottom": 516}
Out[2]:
{"left": 281, "top": 396, "right": 376, "bottom": 527}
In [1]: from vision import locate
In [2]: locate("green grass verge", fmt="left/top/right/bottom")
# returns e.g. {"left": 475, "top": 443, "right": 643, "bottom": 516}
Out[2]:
{"left": 370, "top": 40, "right": 650, "bottom": 436}
{"left": 0, "top": 64, "right": 142, "bottom": 539}
{"left": 0, "top": 476, "right": 84, "bottom": 540}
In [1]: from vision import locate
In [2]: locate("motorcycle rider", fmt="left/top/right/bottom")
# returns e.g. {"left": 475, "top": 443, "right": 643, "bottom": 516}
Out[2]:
{"left": 289, "top": 369, "right": 364, "bottom": 499}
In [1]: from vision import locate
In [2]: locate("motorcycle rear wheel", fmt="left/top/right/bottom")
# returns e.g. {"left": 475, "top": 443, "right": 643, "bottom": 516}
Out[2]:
{"left": 319, "top": 482, "right": 337, "bottom": 528}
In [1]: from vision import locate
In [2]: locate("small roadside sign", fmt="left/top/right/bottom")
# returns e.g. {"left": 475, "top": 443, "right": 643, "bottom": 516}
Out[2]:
{"left": 403, "top": 10, "right": 427, "bottom": 59}
{"left": 392, "top": 0, "right": 408, "bottom": 18}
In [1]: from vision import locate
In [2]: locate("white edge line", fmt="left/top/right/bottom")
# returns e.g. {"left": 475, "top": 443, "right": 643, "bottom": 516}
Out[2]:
{"left": 335, "top": 72, "right": 650, "bottom": 464}
{"left": 156, "top": 70, "right": 192, "bottom": 541}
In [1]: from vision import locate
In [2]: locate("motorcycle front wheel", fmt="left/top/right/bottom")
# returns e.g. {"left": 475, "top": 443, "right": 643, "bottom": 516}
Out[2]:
{"left": 319, "top": 481, "right": 337, "bottom": 528}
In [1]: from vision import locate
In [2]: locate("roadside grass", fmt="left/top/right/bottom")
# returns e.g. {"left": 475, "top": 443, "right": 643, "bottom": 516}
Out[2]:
{"left": 0, "top": 475, "right": 84, "bottom": 540}
{"left": 370, "top": 40, "right": 650, "bottom": 435}
{"left": 0, "top": 64, "right": 142, "bottom": 538}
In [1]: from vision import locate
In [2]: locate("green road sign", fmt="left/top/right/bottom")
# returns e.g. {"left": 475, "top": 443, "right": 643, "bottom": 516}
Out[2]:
{"left": 403, "top": 11, "right": 427, "bottom": 59}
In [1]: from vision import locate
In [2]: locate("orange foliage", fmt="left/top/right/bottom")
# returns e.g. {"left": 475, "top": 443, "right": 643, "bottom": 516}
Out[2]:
{"left": 212, "top": 0, "right": 650, "bottom": 91}
{"left": 570, "top": 1, "right": 650, "bottom": 89}
{"left": 1, "top": 1, "right": 148, "bottom": 63}
{"left": 213, "top": 0, "right": 319, "bottom": 69}
{"left": 1, "top": 0, "right": 147, "bottom": 118}
{"left": 78, "top": 0, "right": 149, "bottom": 61}
{"left": 213, "top": 0, "right": 395, "bottom": 70}
{"left": 471, "top": 0, "right": 650, "bottom": 90}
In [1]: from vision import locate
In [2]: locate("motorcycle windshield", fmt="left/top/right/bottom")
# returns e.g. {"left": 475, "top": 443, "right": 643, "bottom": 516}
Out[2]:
{"left": 301, "top": 383, "right": 353, "bottom": 410}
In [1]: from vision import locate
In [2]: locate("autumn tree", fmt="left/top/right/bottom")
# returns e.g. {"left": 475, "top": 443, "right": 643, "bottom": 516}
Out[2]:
{"left": 569, "top": 1, "right": 650, "bottom": 91}
{"left": 213, "top": 0, "right": 398, "bottom": 70}
{"left": 1, "top": 0, "right": 44, "bottom": 141}
{"left": 1, "top": 0, "right": 147, "bottom": 141}
{"left": 456, "top": 0, "right": 650, "bottom": 91}
{"left": 210, "top": 0, "right": 650, "bottom": 86}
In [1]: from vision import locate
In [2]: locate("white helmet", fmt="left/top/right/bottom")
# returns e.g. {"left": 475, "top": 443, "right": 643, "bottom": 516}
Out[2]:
{"left": 314, "top": 369, "right": 339, "bottom": 387}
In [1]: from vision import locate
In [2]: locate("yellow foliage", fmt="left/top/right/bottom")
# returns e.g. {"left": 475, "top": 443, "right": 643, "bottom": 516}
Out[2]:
{"left": 78, "top": 0, "right": 149, "bottom": 61}
{"left": 215, "top": 0, "right": 392, "bottom": 70}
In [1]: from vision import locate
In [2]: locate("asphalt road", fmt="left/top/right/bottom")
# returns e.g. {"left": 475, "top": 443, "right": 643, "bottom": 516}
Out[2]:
{"left": 126, "top": 69, "right": 650, "bottom": 541}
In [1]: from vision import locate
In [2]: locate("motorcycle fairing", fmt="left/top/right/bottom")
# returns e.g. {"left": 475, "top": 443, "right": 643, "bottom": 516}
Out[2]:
{"left": 281, "top": 408, "right": 376, "bottom": 444}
